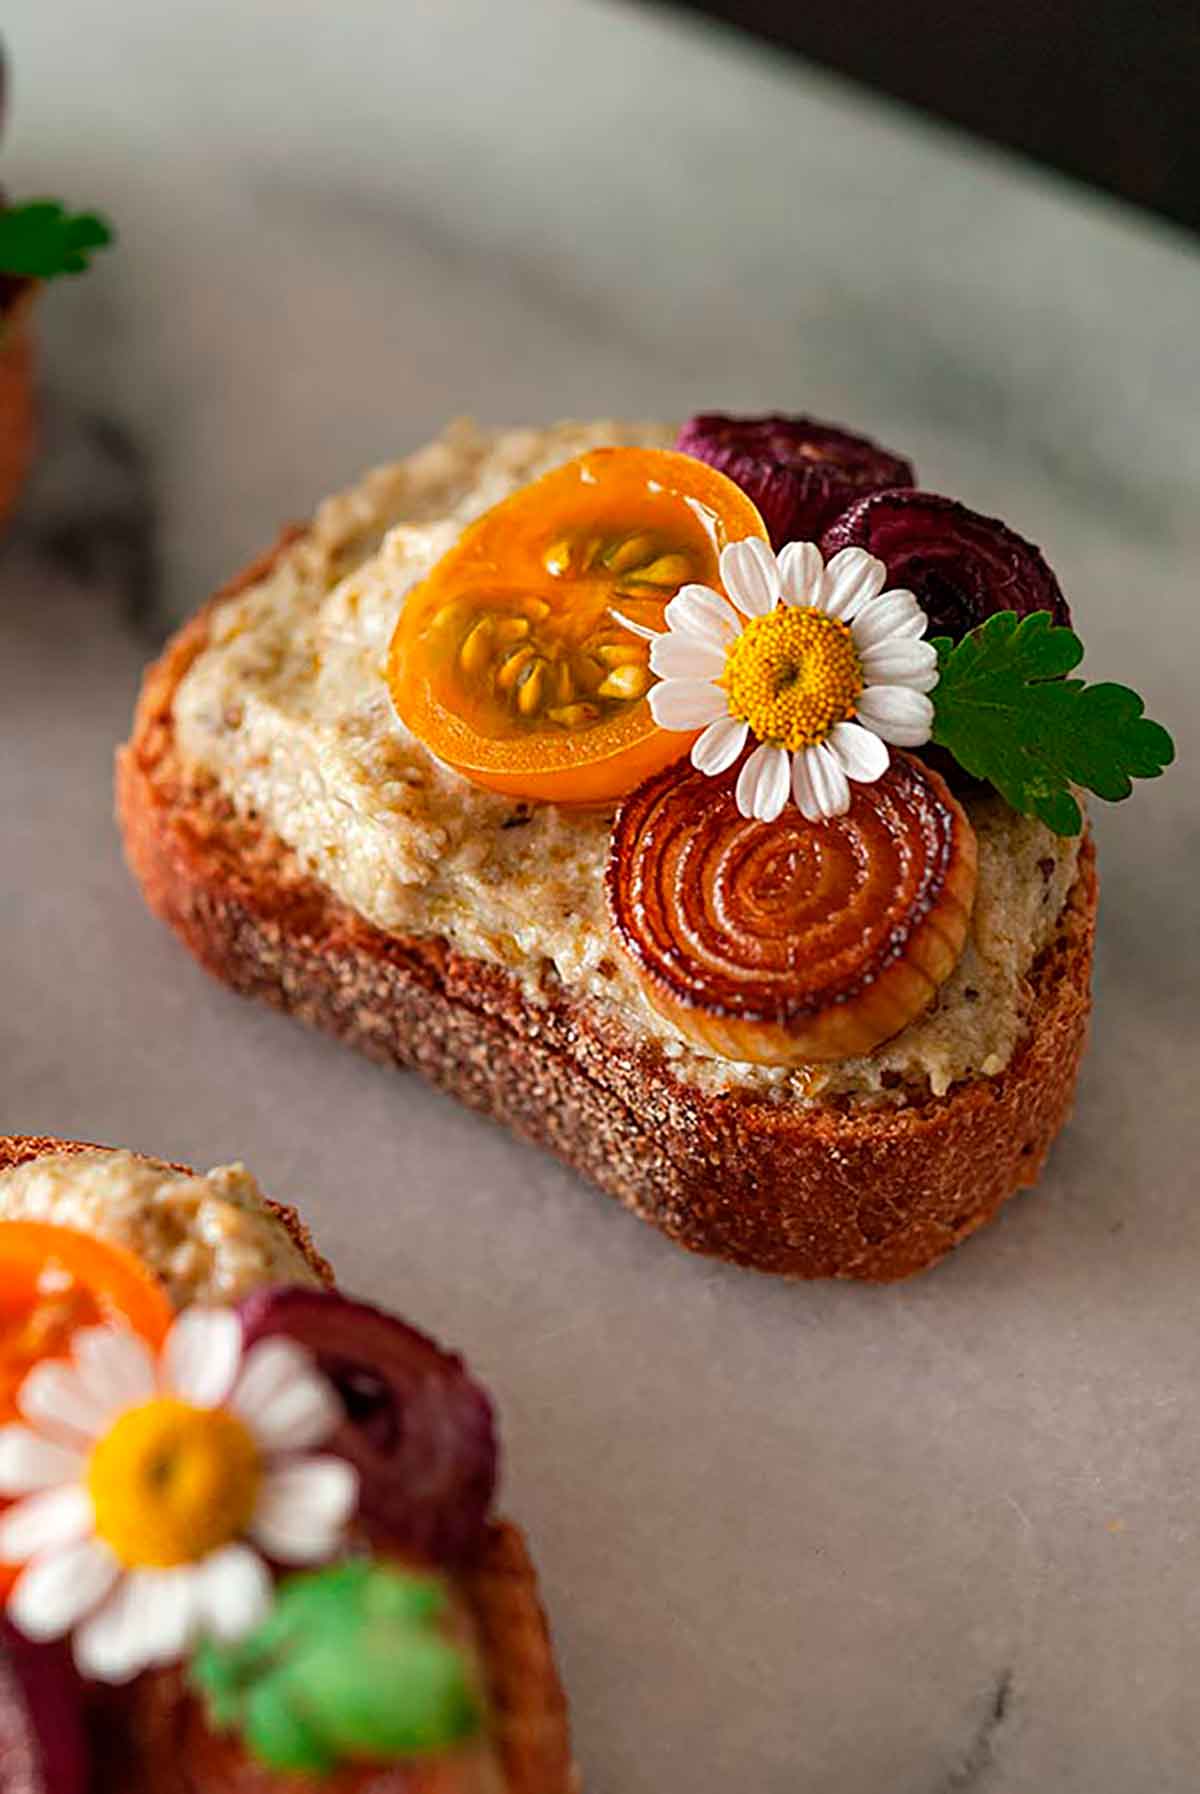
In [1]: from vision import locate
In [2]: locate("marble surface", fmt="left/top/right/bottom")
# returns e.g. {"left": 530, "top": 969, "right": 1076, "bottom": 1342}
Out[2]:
{"left": 1, "top": 3, "right": 1198, "bottom": 1789}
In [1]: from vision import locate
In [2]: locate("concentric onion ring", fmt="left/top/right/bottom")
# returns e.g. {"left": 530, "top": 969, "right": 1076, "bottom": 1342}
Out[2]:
{"left": 607, "top": 753, "right": 978, "bottom": 1065}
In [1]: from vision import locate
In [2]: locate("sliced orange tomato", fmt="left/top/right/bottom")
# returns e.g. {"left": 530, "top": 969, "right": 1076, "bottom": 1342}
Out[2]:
{"left": 0, "top": 1222, "right": 174, "bottom": 1590}
{"left": 0, "top": 1221, "right": 173, "bottom": 1422}
{"left": 386, "top": 446, "right": 767, "bottom": 805}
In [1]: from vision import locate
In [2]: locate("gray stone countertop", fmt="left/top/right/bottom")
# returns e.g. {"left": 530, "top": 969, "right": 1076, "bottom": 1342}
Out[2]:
{"left": 1, "top": 3, "right": 1197, "bottom": 1789}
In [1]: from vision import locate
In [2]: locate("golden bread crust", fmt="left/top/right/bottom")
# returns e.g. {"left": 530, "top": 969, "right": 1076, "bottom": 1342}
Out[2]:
{"left": 116, "top": 535, "right": 1096, "bottom": 1281}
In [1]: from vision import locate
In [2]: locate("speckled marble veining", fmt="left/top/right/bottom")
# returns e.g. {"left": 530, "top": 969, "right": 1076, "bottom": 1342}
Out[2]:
{"left": 0, "top": 3, "right": 1197, "bottom": 1790}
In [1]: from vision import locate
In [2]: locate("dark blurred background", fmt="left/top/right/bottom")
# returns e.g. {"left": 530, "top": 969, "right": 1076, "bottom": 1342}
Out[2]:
{"left": 666, "top": 0, "right": 1199, "bottom": 233}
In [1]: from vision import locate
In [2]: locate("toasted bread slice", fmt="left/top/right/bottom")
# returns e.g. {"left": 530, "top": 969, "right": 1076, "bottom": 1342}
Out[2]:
{"left": 0, "top": 1134, "right": 573, "bottom": 1794}
{"left": 118, "top": 535, "right": 1096, "bottom": 1283}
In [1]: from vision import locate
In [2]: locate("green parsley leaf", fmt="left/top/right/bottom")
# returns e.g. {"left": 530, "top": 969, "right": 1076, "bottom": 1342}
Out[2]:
{"left": 0, "top": 201, "right": 113, "bottom": 279}
{"left": 930, "top": 610, "right": 1175, "bottom": 836}
{"left": 190, "top": 1561, "right": 482, "bottom": 1775}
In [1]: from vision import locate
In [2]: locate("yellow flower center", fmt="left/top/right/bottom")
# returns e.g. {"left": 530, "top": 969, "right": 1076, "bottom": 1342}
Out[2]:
{"left": 723, "top": 606, "right": 863, "bottom": 751}
{"left": 87, "top": 1397, "right": 261, "bottom": 1568}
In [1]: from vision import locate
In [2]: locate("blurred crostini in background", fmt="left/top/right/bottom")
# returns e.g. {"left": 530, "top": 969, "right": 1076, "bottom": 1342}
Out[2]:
{"left": 0, "top": 44, "right": 112, "bottom": 529}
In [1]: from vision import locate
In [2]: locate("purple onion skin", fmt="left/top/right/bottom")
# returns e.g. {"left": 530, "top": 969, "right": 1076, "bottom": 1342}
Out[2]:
{"left": 237, "top": 1287, "right": 497, "bottom": 1570}
{"left": 821, "top": 489, "right": 1072, "bottom": 642}
{"left": 0, "top": 1621, "right": 90, "bottom": 1794}
{"left": 676, "top": 412, "right": 916, "bottom": 549}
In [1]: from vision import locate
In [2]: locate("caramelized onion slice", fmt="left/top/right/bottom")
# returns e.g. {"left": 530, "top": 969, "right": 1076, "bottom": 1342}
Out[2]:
{"left": 607, "top": 753, "right": 978, "bottom": 1065}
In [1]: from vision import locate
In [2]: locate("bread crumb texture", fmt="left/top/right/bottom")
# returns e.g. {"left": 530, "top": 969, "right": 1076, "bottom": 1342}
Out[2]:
{"left": 0, "top": 1150, "right": 320, "bottom": 1307}
{"left": 174, "top": 419, "right": 1081, "bottom": 1107}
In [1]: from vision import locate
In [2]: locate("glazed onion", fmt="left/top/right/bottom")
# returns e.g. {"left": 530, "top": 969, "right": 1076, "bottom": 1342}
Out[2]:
{"left": 607, "top": 752, "right": 978, "bottom": 1065}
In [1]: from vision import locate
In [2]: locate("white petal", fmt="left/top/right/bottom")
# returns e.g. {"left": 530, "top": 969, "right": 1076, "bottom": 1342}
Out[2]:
{"left": 719, "top": 539, "right": 780, "bottom": 618}
{"left": 132, "top": 1567, "right": 203, "bottom": 1667}
{"left": 648, "top": 679, "right": 729, "bottom": 731}
{"left": 790, "top": 747, "right": 822, "bottom": 823}
{"left": 649, "top": 632, "right": 727, "bottom": 681}
{"left": 850, "top": 588, "right": 928, "bottom": 649}
{"left": 855, "top": 686, "right": 935, "bottom": 747}
{"left": 0, "top": 1427, "right": 84, "bottom": 1495}
{"left": 162, "top": 1308, "right": 243, "bottom": 1409}
{"left": 820, "top": 547, "right": 887, "bottom": 621}
{"left": 607, "top": 608, "right": 658, "bottom": 642}
{"left": 232, "top": 1340, "right": 342, "bottom": 1455}
{"left": 249, "top": 1457, "right": 358, "bottom": 1565}
{"left": 228, "top": 1337, "right": 312, "bottom": 1423}
{"left": 735, "top": 744, "right": 790, "bottom": 823}
{"left": 72, "top": 1328, "right": 156, "bottom": 1414}
{"left": 859, "top": 639, "right": 940, "bottom": 692}
{"left": 9, "top": 1538, "right": 118, "bottom": 1642}
{"left": 662, "top": 583, "right": 741, "bottom": 646}
{"left": 690, "top": 717, "right": 749, "bottom": 777}
{"left": 802, "top": 741, "right": 851, "bottom": 819}
{"left": 18, "top": 1362, "right": 115, "bottom": 1446}
{"left": 195, "top": 1543, "right": 272, "bottom": 1643}
{"left": 72, "top": 1572, "right": 160, "bottom": 1684}
{"left": 0, "top": 1485, "right": 92, "bottom": 1562}
{"left": 826, "top": 721, "right": 890, "bottom": 784}
{"left": 777, "top": 542, "right": 825, "bottom": 609}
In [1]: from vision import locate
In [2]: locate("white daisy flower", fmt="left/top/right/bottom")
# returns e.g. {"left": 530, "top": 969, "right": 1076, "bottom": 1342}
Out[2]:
{"left": 0, "top": 1308, "right": 357, "bottom": 1684}
{"left": 624, "top": 537, "right": 938, "bottom": 824}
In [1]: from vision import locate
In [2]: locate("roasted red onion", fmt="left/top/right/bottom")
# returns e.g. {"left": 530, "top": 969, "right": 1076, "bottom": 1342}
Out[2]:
{"left": 676, "top": 413, "right": 915, "bottom": 548}
{"left": 238, "top": 1288, "right": 496, "bottom": 1570}
{"left": 0, "top": 1621, "right": 89, "bottom": 1794}
{"left": 822, "top": 489, "right": 1071, "bottom": 641}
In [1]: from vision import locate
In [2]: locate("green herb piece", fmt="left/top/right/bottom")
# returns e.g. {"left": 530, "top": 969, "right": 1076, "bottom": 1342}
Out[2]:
{"left": 190, "top": 1560, "right": 482, "bottom": 1776}
{"left": 0, "top": 201, "right": 113, "bottom": 279}
{"left": 930, "top": 610, "right": 1174, "bottom": 836}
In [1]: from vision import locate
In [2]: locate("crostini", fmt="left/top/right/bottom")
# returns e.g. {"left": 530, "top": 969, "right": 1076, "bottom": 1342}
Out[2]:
{"left": 0, "top": 51, "right": 114, "bottom": 529}
{"left": 119, "top": 415, "right": 1170, "bottom": 1279}
{"left": 0, "top": 1135, "right": 571, "bottom": 1792}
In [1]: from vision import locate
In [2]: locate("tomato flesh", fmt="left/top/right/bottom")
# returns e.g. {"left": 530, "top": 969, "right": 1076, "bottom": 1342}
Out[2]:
{"left": 0, "top": 1221, "right": 172, "bottom": 1420}
{"left": 387, "top": 447, "right": 767, "bottom": 805}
